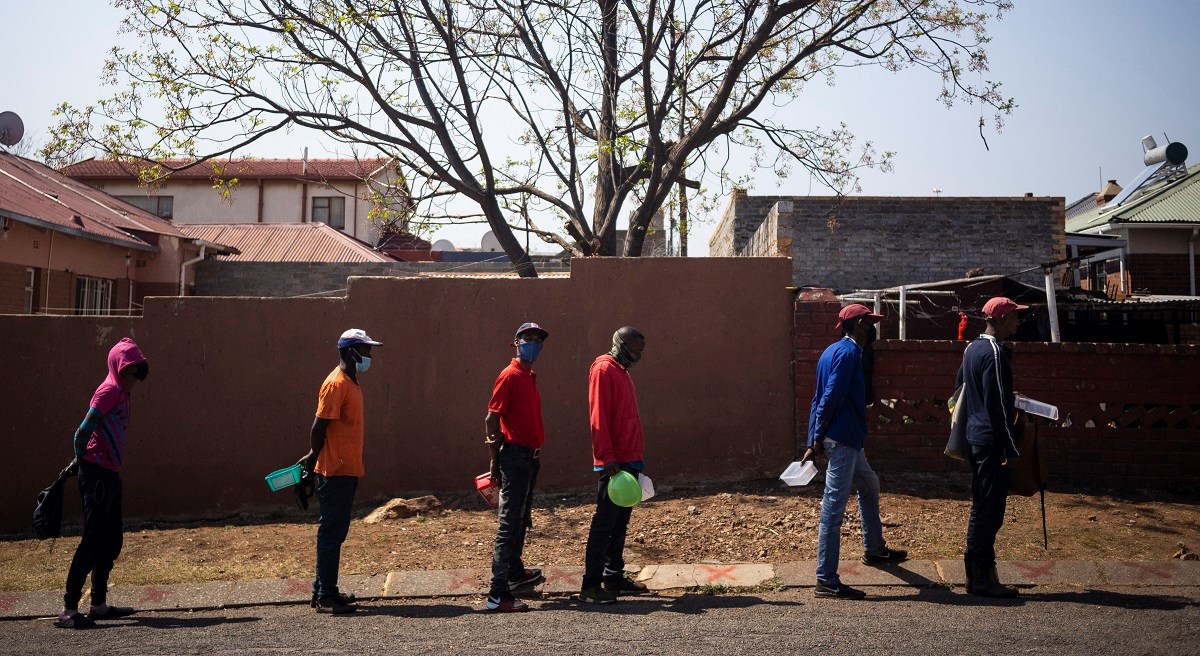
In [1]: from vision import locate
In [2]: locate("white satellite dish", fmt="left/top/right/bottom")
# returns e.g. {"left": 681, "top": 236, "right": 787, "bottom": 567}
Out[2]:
{"left": 0, "top": 112, "right": 24, "bottom": 147}
{"left": 431, "top": 239, "right": 456, "bottom": 251}
{"left": 481, "top": 230, "right": 501, "bottom": 252}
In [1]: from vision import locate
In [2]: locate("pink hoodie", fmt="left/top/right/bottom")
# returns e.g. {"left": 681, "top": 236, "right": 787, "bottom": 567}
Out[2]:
{"left": 82, "top": 338, "right": 147, "bottom": 471}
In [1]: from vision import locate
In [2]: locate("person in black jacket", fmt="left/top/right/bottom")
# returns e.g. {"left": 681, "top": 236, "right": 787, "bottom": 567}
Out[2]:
{"left": 955, "top": 296, "right": 1026, "bottom": 598}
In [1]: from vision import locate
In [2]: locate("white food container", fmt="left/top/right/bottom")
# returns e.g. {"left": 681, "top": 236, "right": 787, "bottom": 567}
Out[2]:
{"left": 779, "top": 460, "right": 818, "bottom": 487}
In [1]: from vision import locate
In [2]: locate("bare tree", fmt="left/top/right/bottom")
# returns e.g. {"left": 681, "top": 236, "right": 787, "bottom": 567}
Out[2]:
{"left": 45, "top": 0, "right": 1013, "bottom": 275}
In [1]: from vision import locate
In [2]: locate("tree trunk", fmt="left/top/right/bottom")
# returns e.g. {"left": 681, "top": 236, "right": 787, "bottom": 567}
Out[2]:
{"left": 591, "top": 0, "right": 620, "bottom": 256}
{"left": 482, "top": 195, "right": 536, "bottom": 277}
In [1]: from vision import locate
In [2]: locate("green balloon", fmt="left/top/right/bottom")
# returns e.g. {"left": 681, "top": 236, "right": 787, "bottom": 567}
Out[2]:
{"left": 607, "top": 470, "right": 642, "bottom": 507}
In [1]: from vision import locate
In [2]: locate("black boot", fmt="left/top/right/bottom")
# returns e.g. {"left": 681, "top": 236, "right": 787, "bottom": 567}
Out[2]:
{"left": 966, "top": 562, "right": 1018, "bottom": 598}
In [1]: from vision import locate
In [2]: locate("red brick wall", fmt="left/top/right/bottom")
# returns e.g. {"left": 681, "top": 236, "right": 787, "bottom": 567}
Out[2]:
{"left": 795, "top": 297, "right": 1200, "bottom": 486}
{"left": 1129, "top": 253, "right": 1194, "bottom": 296}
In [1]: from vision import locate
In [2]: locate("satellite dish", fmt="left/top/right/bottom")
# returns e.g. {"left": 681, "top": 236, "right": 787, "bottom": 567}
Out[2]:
{"left": 481, "top": 230, "right": 501, "bottom": 252}
{"left": 431, "top": 239, "right": 456, "bottom": 251}
{"left": 0, "top": 112, "right": 24, "bottom": 147}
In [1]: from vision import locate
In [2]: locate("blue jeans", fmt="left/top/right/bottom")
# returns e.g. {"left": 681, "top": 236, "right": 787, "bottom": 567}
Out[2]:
{"left": 816, "top": 439, "right": 885, "bottom": 586}
{"left": 313, "top": 474, "right": 358, "bottom": 601}
{"left": 489, "top": 444, "right": 541, "bottom": 598}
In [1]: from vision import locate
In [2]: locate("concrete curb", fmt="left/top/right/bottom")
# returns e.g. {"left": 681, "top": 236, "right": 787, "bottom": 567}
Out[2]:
{"left": 2, "top": 560, "right": 1196, "bottom": 620}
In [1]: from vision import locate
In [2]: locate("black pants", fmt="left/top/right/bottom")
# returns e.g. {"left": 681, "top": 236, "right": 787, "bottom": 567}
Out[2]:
{"left": 64, "top": 461, "right": 123, "bottom": 610}
{"left": 489, "top": 444, "right": 540, "bottom": 598}
{"left": 313, "top": 474, "right": 358, "bottom": 601}
{"left": 965, "top": 443, "right": 1011, "bottom": 571}
{"left": 581, "top": 469, "right": 635, "bottom": 589}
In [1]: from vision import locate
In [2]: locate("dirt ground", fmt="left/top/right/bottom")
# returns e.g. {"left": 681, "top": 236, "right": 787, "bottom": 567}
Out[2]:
{"left": 3, "top": 474, "right": 1198, "bottom": 592}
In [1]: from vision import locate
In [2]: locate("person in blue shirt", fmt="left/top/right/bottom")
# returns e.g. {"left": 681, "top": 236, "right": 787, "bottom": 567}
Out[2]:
{"left": 803, "top": 304, "right": 907, "bottom": 599}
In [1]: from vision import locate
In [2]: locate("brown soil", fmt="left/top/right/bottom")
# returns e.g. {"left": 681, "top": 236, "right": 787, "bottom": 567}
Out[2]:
{"left": 3, "top": 474, "right": 1198, "bottom": 592}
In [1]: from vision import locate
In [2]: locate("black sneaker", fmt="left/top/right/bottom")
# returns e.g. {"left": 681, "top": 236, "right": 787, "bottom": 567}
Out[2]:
{"left": 861, "top": 547, "right": 908, "bottom": 566}
{"left": 314, "top": 596, "right": 357, "bottom": 614}
{"left": 814, "top": 582, "right": 867, "bottom": 599}
{"left": 508, "top": 568, "right": 545, "bottom": 591}
{"left": 578, "top": 586, "right": 618, "bottom": 604}
{"left": 311, "top": 591, "right": 356, "bottom": 608}
{"left": 602, "top": 577, "right": 649, "bottom": 595}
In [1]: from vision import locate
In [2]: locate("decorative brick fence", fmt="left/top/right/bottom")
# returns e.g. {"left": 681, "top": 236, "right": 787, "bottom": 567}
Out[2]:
{"left": 795, "top": 295, "right": 1200, "bottom": 486}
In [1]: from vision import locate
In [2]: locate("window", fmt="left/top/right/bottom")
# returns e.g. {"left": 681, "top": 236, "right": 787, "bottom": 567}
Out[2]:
{"left": 75, "top": 276, "right": 113, "bottom": 316}
{"left": 23, "top": 268, "right": 36, "bottom": 314}
{"left": 117, "top": 195, "right": 174, "bottom": 219}
{"left": 312, "top": 196, "right": 346, "bottom": 229}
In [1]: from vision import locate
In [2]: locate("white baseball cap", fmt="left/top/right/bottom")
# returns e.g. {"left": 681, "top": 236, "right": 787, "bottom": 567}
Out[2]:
{"left": 337, "top": 328, "right": 383, "bottom": 349}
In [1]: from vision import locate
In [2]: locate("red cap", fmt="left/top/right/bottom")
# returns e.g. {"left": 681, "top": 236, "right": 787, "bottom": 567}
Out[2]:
{"left": 982, "top": 297, "right": 1029, "bottom": 319}
{"left": 836, "top": 303, "right": 884, "bottom": 329}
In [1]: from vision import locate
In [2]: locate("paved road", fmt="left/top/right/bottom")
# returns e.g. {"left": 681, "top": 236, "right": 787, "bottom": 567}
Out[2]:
{"left": 4, "top": 586, "right": 1198, "bottom": 655}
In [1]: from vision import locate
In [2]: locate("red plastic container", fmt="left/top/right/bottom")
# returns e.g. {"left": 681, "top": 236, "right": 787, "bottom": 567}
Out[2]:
{"left": 475, "top": 472, "right": 500, "bottom": 508}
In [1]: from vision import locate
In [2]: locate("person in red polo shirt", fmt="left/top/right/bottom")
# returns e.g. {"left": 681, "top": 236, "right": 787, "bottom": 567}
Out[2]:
{"left": 579, "top": 326, "right": 651, "bottom": 604}
{"left": 483, "top": 322, "right": 550, "bottom": 612}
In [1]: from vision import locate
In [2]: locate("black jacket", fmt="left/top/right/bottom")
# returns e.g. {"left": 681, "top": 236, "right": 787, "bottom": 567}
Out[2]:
{"left": 954, "top": 335, "right": 1019, "bottom": 459}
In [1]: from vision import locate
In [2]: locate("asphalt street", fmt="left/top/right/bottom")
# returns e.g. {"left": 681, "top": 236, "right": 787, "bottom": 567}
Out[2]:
{"left": 4, "top": 586, "right": 1198, "bottom": 656}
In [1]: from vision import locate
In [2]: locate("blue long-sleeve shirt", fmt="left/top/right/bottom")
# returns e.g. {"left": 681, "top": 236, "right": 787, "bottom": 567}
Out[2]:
{"left": 808, "top": 337, "right": 869, "bottom": 449}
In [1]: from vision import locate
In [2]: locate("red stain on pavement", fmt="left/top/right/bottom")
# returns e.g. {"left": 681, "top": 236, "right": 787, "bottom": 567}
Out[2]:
{"left": 284, "top": 579, "right": 312, "bottom": 595}
{"left": 840, "top": 563, "right": 861, "bottom": 577}
{"left": 449, "top": 572, "right": 480, "bottom": 592}
{"left": 696, "top": 565, "right": 737, "bottom": 583}
{"left": 138, "top": 587, "right": 168, "bottom": 604}
{"left": 0, "top": 594, "right": 19, "bottom": 612}
{"left": 1013, "top": 562, "right": 1056, "bottom": 579}
{"left": 544, "top": 568, "right": 581, "bottom": 586}
{"left": 1125, "top": 562, "right": 1172, "bottom": 580}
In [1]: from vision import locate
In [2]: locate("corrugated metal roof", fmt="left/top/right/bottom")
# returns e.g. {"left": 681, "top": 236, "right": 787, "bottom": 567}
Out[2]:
{"left": 178, "top": 223, "right": 392, "bottom": 263}
{"left": 1067, "top": 163, "right": 1200, "bottom": 233}
{"left": 0, "top": 153, "right": 183, "bottom": 251}
{"left": 63, "top": 157, "right": 391, "bottom": 181}
{"left": 1064, "top": 193, "right": 1099, "bottom": 220}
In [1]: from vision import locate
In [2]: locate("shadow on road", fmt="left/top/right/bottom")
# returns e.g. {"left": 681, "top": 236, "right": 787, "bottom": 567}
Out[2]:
{"left": 123, "top": 615, "right": 261, "bottom": 629}
{"left": 535, "top": 593, "right": 806, "bottom": 616}
{"left": 864, "top": 586, "right": 1198, "bottom": 611}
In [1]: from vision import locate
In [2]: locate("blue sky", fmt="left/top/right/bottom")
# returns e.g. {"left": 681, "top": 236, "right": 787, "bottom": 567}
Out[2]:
{"left": 3, "top": 1, "right": 1198, "bottom": 253}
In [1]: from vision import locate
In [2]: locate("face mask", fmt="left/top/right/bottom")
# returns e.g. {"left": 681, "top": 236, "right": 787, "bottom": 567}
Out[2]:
{"left": 131, "top": 361, "right": 149, "bottom": 381}
{"left": 518, "top": 341, "right": 542, "bottom": 362}
{"left": 355, "top": 356, "right": 371, "bottom": 373}
{"left": 863, "top": 322, "right": 878, "bottom": 345}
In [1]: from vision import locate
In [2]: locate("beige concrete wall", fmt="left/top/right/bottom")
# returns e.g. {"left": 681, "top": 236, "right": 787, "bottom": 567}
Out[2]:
{"left": 1127, "top": 227, "right": 1196, "bottom": 255}
{"left": 0, "top": 258, "right": 796, "bottom": 530}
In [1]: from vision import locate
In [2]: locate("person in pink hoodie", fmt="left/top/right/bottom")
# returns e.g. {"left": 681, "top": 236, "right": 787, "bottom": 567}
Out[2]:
{"left": 55, "top": 338, "right": 148, "bottom": 629}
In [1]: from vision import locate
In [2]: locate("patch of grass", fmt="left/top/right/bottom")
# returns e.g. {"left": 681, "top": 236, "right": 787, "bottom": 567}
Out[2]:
{"left": 698, "top": 583, "right": 735, "bottom": 595}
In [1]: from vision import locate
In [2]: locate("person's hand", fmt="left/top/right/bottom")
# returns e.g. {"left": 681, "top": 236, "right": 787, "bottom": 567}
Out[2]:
{"left": 297, "top": 450, "right": 317, "bottom": 473}
{"left": 603, "top": 462, "right": 621, "bottom": 478}
{"left": 63, "top": 458, "right": 79, "bottom": 477}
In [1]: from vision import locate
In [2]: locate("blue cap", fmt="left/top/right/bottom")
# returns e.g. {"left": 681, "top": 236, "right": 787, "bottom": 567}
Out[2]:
{"left": 514, "top": 322, "right": 549, "bottom": 341}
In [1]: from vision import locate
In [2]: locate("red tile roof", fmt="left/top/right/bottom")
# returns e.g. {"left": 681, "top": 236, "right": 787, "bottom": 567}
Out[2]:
{"left": 177, "top": 223, "right": 392, "bottom": 263}
{"left": 62, "top": 157, "right": 392, "bottom": 182}
{"left": 0, "top": 153, "right": 184, "bottom": 252}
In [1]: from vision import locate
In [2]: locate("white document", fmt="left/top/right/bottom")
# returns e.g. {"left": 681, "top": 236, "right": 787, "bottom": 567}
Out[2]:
{"left": 1014, "top": 394, "right": 1060, "bottom": 421}
{"left": 638, "top": 473, "right": 656, "bottom": 501}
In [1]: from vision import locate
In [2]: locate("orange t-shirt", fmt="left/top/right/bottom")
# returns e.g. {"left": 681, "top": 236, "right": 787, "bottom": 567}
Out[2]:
{"left": 314, "top": 367, "right": 365, "bottom": 477}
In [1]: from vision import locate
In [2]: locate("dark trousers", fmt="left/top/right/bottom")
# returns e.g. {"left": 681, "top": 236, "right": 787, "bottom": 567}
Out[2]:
{"left": 64, "top": 461, "right": 123, "bottom": 610}
{"left": 581, "top": 470, "right": 634, "bottom": 589}
{"left": 313, "top": 474, "right": 358, "bottom": 600}
{"left": 489, "top": 444, "right": 540, "bottom": 598}
{"left": 965, "top": 443, "right": 1011, "bottom": 571}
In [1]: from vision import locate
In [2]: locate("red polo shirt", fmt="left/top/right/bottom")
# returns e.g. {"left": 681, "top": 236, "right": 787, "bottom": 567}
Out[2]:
{"left": 488, "top": 358, "right": 545, "bottom": 449}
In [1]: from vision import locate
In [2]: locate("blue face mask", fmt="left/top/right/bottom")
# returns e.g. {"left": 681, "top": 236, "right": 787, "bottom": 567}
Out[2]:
{"left": 355, "top": 355, "right": 371, "bottom": 373}
{"left": 518, "top": 341, "right": 542, "bottom": 362}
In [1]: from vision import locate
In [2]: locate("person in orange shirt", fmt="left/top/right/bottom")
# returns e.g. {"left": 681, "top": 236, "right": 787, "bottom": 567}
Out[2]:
{"left": 297, "top": 328, "right": 381, "bottom": 615}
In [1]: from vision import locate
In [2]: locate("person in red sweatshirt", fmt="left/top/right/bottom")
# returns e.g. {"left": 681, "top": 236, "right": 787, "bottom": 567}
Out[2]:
{"left": 579, "top": 327, "right": 651, "bottom": 604}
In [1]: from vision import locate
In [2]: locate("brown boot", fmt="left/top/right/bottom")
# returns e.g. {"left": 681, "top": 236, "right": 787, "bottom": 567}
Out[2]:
{"left": 966, "top": 562, "right": 1018, "bottom": 598}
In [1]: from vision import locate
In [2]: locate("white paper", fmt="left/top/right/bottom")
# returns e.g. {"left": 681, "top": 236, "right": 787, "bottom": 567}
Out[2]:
{"left": 638, "top": 473, "right": 656, "bottom": 501}
{"left": 1015, "top": 394, "right": 1060, "bottom": 421}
